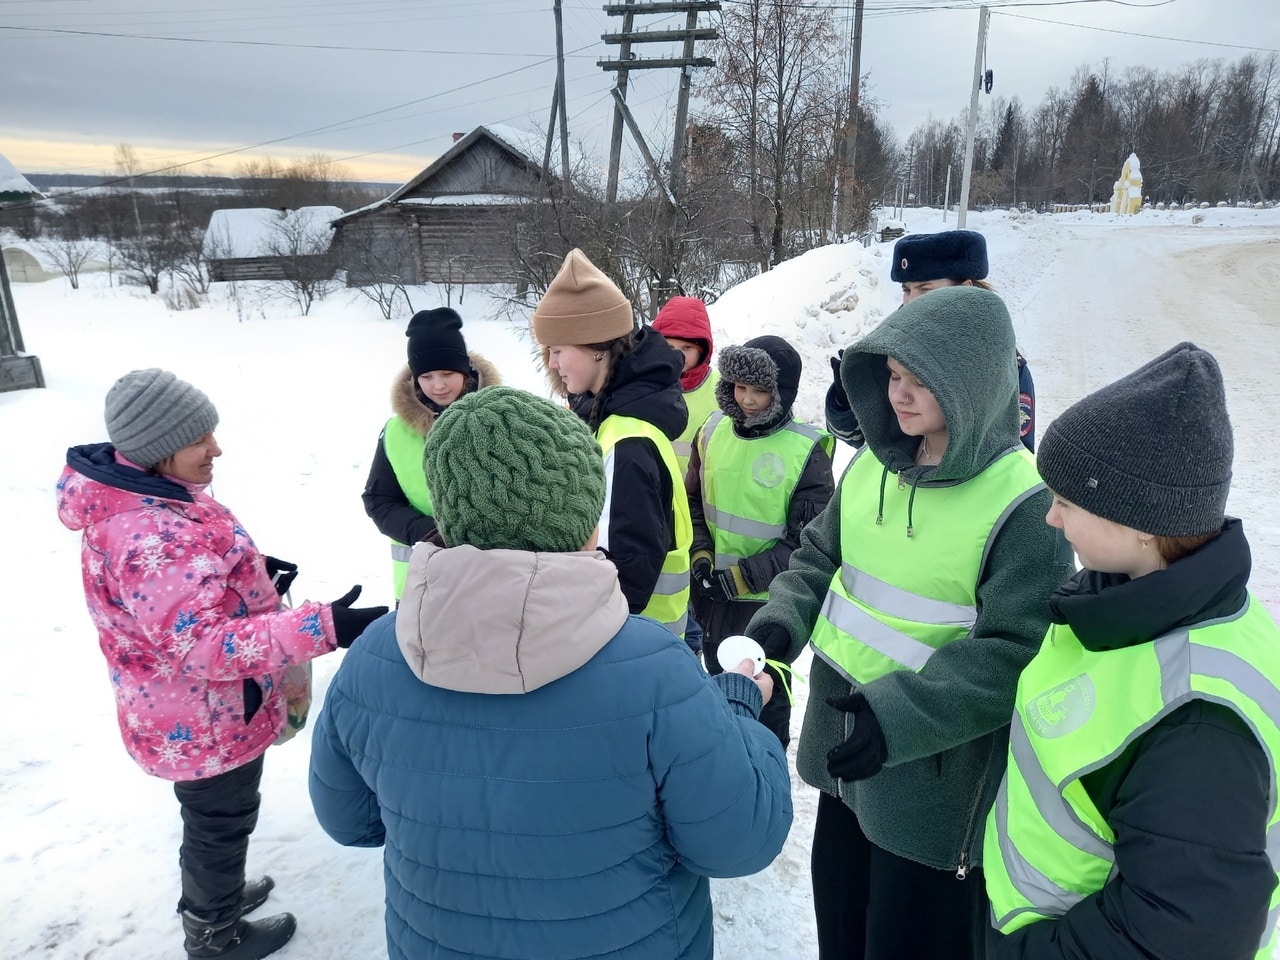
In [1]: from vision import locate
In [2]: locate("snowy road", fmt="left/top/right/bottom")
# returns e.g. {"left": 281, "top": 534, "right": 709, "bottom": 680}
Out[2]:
{"left": 1015, "top": 222, "right": 1280, "bottom": 610}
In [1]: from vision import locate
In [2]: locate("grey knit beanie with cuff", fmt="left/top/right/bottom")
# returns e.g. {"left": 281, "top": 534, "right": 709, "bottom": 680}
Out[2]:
{"left": 1036, "top": 342, "right": 1232, "bottom": 536}
{"left": 105, "top": 368, "right": 219, "bottom": 468}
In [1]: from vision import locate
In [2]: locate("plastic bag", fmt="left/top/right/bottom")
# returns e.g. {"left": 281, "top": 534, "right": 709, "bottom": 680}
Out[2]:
{"left": 274, "top": 662, "right": 313, "bottom": 745}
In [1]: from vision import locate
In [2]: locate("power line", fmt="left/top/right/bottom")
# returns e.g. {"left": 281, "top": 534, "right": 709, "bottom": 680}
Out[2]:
{"left": 0, "top": 22, "right": 600, "bottom": 56}
{"left": 994, "top": 10, "right": 1280, "bottom": 53}
{"left": 6, "top": 41, "right": 602, "bottom": 201}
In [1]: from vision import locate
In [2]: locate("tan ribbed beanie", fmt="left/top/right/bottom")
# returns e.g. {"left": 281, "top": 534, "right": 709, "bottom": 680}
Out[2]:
{"left": 531, "top": 249, "right": 634, "bottom": 346}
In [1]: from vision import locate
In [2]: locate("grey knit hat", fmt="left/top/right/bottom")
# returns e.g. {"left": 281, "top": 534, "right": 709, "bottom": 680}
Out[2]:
{"left": 423, "top": 386, "right": 605, "bottom": 552}
{"left": 105, "top": 369, "right": 219, "bottom": 468}
{"left": 1037, "top": 342, "right": 1232, "bottom": 536}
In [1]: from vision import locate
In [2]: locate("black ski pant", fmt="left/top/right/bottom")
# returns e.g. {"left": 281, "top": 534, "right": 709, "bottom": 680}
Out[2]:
{"left": 174, "top": 753, "right": 264, "bottom": 924}
{"left": 811, "top": 790, "right": 989, "bottom": 960}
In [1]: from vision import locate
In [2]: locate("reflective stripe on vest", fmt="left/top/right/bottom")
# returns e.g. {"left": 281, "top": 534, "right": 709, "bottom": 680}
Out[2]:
{"left": 383, "top": 416, "right": 433, "bottom": 600}
{"left": 985, "top": 598, "right": 1280, "bottom": 957}
{"left": 671, "top": 370, "right": 721, "bottom": 474}
{"left": 811, "top": 446, "right": 1043, "bottom": 684}
{"left": 698, "top": 410, "right": 832, "bottom": 601}
{"left": 596, "top": 414, "right": 692, "bottom": 637}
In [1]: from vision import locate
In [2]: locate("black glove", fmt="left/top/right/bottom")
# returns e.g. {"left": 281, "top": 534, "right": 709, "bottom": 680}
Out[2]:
{"left": 703, "top": 566, "right": 748, "bottom": 603}
{"left": 749, "top": 623, "right": 791, "bottom": 660}
{"left": 825, "top": 692, "right": 888, "bottom": 781}
{"left": 691, "top": 556, "right": 713, "bottom": 589}
{"left": 263, "top": 556, "right": 299, "bottom": 596}
{"left": 329, "top": 585, "right": 389, "bottom": 649}
{"left": 828, "top": 349, "right": 850, "bottom": 411}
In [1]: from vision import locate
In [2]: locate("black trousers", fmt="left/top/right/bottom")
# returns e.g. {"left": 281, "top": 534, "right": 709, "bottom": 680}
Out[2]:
{"left": 174, "top": 753, "right": 265, "bottom": 924}
{"left": 811, "top": 791, "right": 988, "bottom": 960}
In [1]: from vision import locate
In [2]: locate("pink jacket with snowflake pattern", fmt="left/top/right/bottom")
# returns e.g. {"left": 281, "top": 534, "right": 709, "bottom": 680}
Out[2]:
{"left": 57, "top": 443, "right": 339, "bottom": 782}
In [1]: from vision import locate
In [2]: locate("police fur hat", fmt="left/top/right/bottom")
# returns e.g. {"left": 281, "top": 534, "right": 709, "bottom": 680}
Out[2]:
{"left": 890, "top": 230, "right": 989, "bottom": 283}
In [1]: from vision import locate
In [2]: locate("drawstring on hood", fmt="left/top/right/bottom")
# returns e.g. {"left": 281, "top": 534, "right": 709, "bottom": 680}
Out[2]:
{"left": 872, "top": 462, "right": 923, "bottom": 538}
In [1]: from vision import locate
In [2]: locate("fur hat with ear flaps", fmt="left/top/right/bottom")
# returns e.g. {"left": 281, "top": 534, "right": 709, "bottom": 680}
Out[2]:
{"left": 1036, "top": 341, "right": 1233, "bottom": 537}
{"left": 715, "top": 335, "right": 802, "bottom": 429}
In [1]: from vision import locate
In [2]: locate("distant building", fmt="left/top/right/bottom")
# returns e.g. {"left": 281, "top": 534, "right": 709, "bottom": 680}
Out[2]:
{"left": 332, "top": 125, "right": 557, "bottom": 286}
{"left": 202, "top": 206, "right": 342, "bottom": 282}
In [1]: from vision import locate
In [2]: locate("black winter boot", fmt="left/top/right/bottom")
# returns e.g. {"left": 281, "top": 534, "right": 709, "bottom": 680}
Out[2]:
{"left": 174, "top": 876, "right": 274, "bottom": 918}
{"left": 181, "top": 910, "right": 296, "bottom": 960}
{"left": 240, "top": 876, "right": 273, "bottom": 915}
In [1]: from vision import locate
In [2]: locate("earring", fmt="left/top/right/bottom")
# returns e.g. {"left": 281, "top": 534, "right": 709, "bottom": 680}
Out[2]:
{"left": 594, "top": 352, "right": 605, "bottom": 362}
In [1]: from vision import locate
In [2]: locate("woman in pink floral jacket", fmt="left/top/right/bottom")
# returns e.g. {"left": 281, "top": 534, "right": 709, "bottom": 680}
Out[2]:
{"left": 57, "top": 368, "right": 387, "bottom": 960}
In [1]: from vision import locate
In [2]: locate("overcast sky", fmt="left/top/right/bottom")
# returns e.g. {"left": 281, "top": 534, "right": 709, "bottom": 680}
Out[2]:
{"left": 1, "top": 0, "right": 1276, "bottom": 185}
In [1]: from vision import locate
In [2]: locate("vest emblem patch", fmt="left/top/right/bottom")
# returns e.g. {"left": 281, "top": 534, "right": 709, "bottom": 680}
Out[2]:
{"left": 1027, "top": 674, "right": 1095, "bottom": 739}
{"left": 752, "top": 452, "right": 787, "bottom": 488}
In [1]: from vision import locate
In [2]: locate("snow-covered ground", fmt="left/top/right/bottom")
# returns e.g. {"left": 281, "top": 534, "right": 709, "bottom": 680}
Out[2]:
{"left": 3, "top": 204, "right": 1279, "bottom": 958}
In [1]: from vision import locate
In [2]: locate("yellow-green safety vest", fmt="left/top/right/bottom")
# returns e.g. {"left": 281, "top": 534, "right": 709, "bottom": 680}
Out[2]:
{"left": 811, "top": 446, "right": 1044, "bottom": 684}
{"left": 984, "top": 597, "right": 1280, "bottom": 957}
{"left": 672, "top": 370, "right": 721, "bottom": 477}
{"left": 383, "top": 416, "right": 433, "bottom": 600}
{"left": 697, "top": 411, "right": 833, "bottom": 601}
{"left": 596, "top": 413, "right": 693, "bottom": 637}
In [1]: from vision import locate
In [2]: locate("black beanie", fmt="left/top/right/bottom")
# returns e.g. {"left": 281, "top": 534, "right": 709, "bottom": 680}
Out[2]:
{"left": 406, "top": 308, "right": 470, "bottom": 377}
{"left": 1036, "top": 342, "right": 1233, "bottom": 536}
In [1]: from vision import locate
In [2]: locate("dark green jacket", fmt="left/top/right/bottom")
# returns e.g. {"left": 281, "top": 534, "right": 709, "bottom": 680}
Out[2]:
{"left": 748, "top": 286, "right": 1073, "bottom": 872}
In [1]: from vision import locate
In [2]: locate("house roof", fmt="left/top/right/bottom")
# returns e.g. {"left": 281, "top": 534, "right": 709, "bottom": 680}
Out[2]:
{"left": 202, "top": 206, "right": 342, "bottom": 259}
{"left": 385, "top": 125, "right": 546, "bottom": 205}
{"left": 0, "top": 152, "right": 42, "bottom": 202}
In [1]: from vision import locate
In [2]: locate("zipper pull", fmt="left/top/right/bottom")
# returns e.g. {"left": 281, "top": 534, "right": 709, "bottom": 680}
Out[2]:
{"left": 956, "top": 852, "right": 969, "bottom": 880}
{"left": 897, "top": 470, "right": 906, "bottom": 491}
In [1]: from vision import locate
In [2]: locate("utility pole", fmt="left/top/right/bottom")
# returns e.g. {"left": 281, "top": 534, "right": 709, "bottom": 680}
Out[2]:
{"left": 835, "top": 0, "right": 865, "bottom": 235}
{"left": 543, "top": 0, "right": 572, "bottom": 185}
{"left": 957, "top": 4, "right": 989, "bottom": 229}
{"left": 599, "top": 0, "right": 719, "bottom": 307}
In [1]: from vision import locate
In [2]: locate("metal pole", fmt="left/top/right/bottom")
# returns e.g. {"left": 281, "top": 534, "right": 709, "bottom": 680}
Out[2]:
{"left": 957, "top": 5, "right": 988, "bottom": 230}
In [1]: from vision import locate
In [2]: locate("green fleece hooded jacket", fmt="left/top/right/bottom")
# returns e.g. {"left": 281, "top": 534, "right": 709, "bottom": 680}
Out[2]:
{"left": 748, "top": 285, "right": 1073, "bottom": 873}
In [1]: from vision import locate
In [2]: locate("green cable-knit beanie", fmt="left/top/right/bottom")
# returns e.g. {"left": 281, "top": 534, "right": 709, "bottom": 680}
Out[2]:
{"left": 422, "top": 386, "right": 605, "bottom": 552}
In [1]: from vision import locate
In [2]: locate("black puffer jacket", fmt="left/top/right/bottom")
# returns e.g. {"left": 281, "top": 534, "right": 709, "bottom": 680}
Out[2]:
{"left": 362, "top": 354, "right": 501, "bottom": 547}
{"left": 990, "top": 518, "right": 1275, "bottom": 960}
{"left": 565, "top": 326, "right": 689, "bottom": 613}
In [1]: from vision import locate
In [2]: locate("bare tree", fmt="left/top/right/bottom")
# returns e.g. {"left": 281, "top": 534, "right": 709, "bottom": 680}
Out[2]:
{"left": 339, "top": 221, "right": 415, "bottom": 319}
{"left": 264, "top": 209, "right": 337, "bottom": 315}
{"left": 698, "top": 0, "right": 842, "bottom": 268}
{"left": 37, "top": 237, "right": 98, "bottom": 289}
